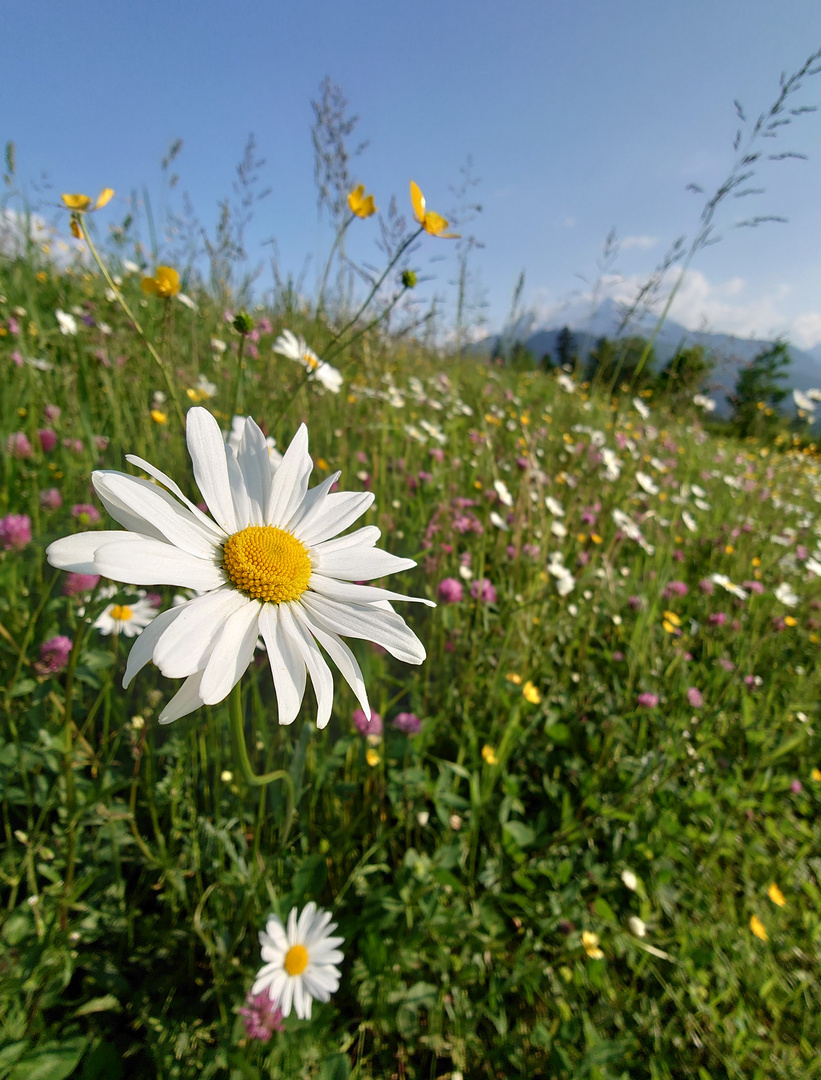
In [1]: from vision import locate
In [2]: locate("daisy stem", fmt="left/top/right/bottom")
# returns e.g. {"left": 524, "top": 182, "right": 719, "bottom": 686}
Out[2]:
{"left": 228, "top": 683, "right": 296, "bottom": 834}
{"left": 77, "top": 217, "right": 187, "bottom": 432}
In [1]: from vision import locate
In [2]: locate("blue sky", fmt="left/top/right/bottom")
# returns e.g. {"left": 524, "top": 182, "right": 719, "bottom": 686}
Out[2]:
{"left": 5, "top": 1, "right": 821, "bottom": 346}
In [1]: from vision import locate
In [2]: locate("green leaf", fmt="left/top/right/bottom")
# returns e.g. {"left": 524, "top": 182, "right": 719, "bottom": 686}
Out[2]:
{"left": 503, "top": 820, "right": 535, "bottom": 847}
{"left": 10, "top": 678, "right": 36, "bottom": 698}
{"left": 73, "top": 995, "right": 121, "bottom": 1017}
{"left": 9, "top": 1038, "right": 87, "bottom": 1080}
{"left": 318, "top": 1054, "right": 351, "bottom": 1080}
{"left": 592, "top": 897, "right": 618, "bottom": 923}
{"left": 544, "top": 722, "right": 570, "bottom": 744}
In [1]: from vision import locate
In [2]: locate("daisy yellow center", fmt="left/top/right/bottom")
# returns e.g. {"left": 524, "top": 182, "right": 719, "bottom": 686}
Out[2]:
{"left": 111, "top": 605, "right": 132, "bottom": 621}
{"left": 222, "top": 525, "right": 312, "bottom": 603}
{"left": 285, "top": 944, "right": 309, "bottom": 976}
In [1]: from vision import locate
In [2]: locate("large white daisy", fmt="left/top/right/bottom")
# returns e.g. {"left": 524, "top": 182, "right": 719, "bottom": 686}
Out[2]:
{"left": 46, "top": 407, "right": 431, "bottom": 725}
{"left": 273, "top": 329, "right": 343, "bottom": 394}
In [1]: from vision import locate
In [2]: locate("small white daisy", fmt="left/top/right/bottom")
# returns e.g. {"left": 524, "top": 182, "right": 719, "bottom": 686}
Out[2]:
{"left": 47, "top": 408, "right": 431, "bottom": 725}
{"left": 273, "top": 329, "right": 343, "bottom": 394}
{"left": 55, "top": 309, "right": 78, "bottom": 336}
{"left": 94, "top": 595, "right": 158, "bottom": 637}
{"left": 252, "top": 902, "right": 343, "bottom": 1020}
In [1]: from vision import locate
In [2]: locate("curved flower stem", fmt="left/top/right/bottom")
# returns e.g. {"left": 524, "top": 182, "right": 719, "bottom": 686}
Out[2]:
{"left": 77, "top": 216, "right": 186, "bottom": 431}
{"left": 228, "top": 683, "right": 296, "bottom": 841}
{"left": 232, "top": 334, "right": 247, "bottom": 418}
{"left": 322, "top": 226, "right": 424, "bottom": 364}
{"left": 315, "top": 213, "right": 354, "bottom": 316}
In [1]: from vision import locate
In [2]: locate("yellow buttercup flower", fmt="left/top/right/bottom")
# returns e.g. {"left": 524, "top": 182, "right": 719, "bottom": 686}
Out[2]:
{"left": 348, "top": 184, "right": 377, "bottom": 219}
{"left": 482, "top": 744, "right": 498, "bottom": 765}
{"left": 523, "top": 681, "right": 542, "bottom": 705}
{"left": 812, "top": 767, "right": 821, "bottom": 782}
{"left": 767, "top": 883, "right": 786, "bottom": 907}
{"left": 61, "top": 189, "right": 114, "bottom": 213}
{"left": 506, "top": 672, "right": 523, "bottom": 685}
{"left": 410, "top": 180, "right": 459, "bottom": 239}
{"left": 142, "top": 266, "right": 181, "bottom": 299}
{"left": 582, "top": 931, "right": 604, "bottom": 959}
{"left": 365, "top": 748, "right": 381, "bottom": 767}
{"left": 749, "top": 914, "right": 768, "bottom": 941}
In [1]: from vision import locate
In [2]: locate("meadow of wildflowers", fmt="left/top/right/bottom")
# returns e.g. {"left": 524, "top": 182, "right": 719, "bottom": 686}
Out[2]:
{"left": 1, "top": 154, "right": 821, "bottom": 1080}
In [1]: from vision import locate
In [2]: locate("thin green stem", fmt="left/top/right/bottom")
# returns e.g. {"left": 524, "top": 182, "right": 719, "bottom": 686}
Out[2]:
{"left": 228, "top": 683, "right": 296, "bottom": 840}
{"left": 76, "top": 216, "right": 186, "bottom": 430}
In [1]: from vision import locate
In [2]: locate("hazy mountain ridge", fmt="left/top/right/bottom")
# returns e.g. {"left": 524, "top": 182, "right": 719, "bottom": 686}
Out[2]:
{"left": 476, "top": 298, "right": 821, "bottom": 415}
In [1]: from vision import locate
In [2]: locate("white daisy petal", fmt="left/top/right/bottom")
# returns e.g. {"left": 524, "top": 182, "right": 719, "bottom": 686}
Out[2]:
{"left": 297, "top": 902, "right": 317, "bottom": 940}
{"left": 313, "top": 544, "right": 416, "bottom": 580}
{"left": 300, "top": 592, "right": 426, "bottom": 664}
{"left": 198, "top": 600, "right": 261, "bottom": 705}
{"left": 225, "top": 444, "right": 252, "bottom": 529}
{"left": 266, "top": 423, "right": 312, "bottom": 526}
{"left": 292, "top": 605, "right": 371, "bottom": 716}
{"left": 123, "top": 605, "right": 184, "bottom": 688}
{"left": 279, "top": 976, "right": 295, "bottom": 1018}
{"left": 88, "top": 475, "right": 172, "bottom": 541}
{"left": 158, "top": 670, "right": 207, "bottom": 724}
{"left": 278, "top": 606, "right": 334, "bottom": 729}
{"left": 94, "top": 538, "right": 226, "bottom": 591}
{"left": 311, "top": 525, "right": 381, "bottom": 556}
{"left": 47, "top": 531, "right": 147, "bottom": 573}
{"left": 258, "top": 605, "right": 307, "bottom": 725}
{"left": 93, "top": 471, "right": 222, "bottom": 558}
{"left": 285, "top": 472, "right": 342, "bottom": 537}
{"left": 152, "top": 588, "right": 250, "bottom": 679}
{"left": 297, "top": 490, "right": 375, "bottom": 547}
{"left": 125, "top": 454, "right": 227, "bottom": 541}
{"left": 309, "top": 575, "right": 435, "bottom": 607}
{"left": 235, "top": 417, "right": 273, "bottom": 525}
{"left": 186, "top": 407, "right": 238, "bottom": 534}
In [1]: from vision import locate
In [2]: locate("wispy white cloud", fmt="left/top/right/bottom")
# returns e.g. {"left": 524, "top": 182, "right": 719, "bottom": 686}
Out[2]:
{"left": 621, "top": 235, "right": 658, "bottom": 250}
{"left": 530, "top": 269, "right": 821, "bottom": 349}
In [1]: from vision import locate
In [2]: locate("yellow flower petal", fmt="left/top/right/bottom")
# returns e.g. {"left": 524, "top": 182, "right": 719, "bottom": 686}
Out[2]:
{"left": 410, "top": 180, "right": 426, "bottom": 223}
{"left": 347, "top": 184, "right": 377, "bottom": 218}
{"left": 482, "top": 744, "right": 498, "bottom": 765}
{"left": 141, "top": 276, "right": 160, "bottom": 296}
{"left": 582, "top": 931, "right": 604, "bottom": 959}
{"left": 61, "top": 193, "right": 92, "bottom": 211}
{"left": 523, "top": 681, "right": 542, "bottom": 705}
{"left": 750, "top": 914, "right": 768, "bottom": 941}
{"left": 767, "top": 883, "right": 786, "bottom": 907}
{"left": 93, "top": 187, "right": 115, "bottom": 210}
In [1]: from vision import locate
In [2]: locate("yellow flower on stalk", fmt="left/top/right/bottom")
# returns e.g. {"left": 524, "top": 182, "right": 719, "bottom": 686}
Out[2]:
{"left": 812, "top": 767, "right": 821, "bottom": 782}
{"left": 767, "top": 883, "right": 786, "bottom": 907}
{"left": 749, "top": 914, "right": 768, "bottom": 941}
{"left": 582, "top": 931, "right": 604, "bottom": 959}
{"left": 141, "top": 266, "right": 181, "bottom": 299}
{"left": 523, "top": 681, "right": 542, "bottom": 705}
{"left": 506, "top": 672, "right": 523, "bottom": 685}
{"left": 410, "top": 180, "right": 459, "bottom": 239}
{"left": 348, "top": 184, "right": 377, "bottom": 219}
{"left": 61, "top": 188, "right": 114, "bottom": 237}
{"left": 61, "top": 189, "right": 114, "bottom": 213}
{"left": 151, "top": 409, "right": 167, "bottom": 424}
{"left": 482, "top": 744, "right": 498, "bottom": 765}
{"left": 365, "top": 748, "right": 380, "bottom": 767}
